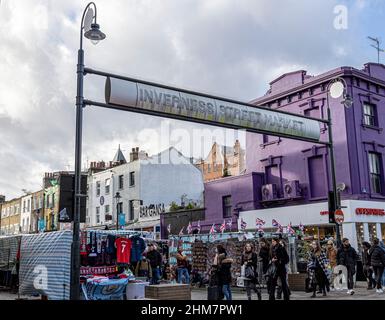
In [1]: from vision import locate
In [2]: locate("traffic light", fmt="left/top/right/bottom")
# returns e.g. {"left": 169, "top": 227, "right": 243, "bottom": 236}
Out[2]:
{"left": 328, "top": 191, "right": 336, "bottom": 223}
{"left": 58, "top": 174, "right": 87, "bottom": 223}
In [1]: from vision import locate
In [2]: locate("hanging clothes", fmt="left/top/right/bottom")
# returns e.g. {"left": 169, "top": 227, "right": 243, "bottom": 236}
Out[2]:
{"left": 130, "top": 235, "right": 146, "bottom": 264}
{"left": 115, "top": 237, "right": 132, "bottom": 264}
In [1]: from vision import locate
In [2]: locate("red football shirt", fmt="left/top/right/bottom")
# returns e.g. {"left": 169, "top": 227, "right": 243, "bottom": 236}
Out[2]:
{"left": 115, "top": 237, "right": 132, "bottom": 264}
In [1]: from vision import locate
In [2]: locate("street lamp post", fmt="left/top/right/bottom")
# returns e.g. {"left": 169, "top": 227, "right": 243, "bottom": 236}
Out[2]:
{"left": 115, "top": 192, "right": 121, "bottom": 231}
{"left": 326, "top": 78, "right": 353, "bottom": 248}
{"left": 71, "top": 2, "right": 106, "bottom": 300}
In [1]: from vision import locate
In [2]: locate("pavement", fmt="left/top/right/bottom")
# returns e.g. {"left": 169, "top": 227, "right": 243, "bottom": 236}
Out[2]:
{"left": 1, "top": 281, "right": 384, "bottom": 300}
{"left": 191, "top": 282, "right": 385, "bottom": 300}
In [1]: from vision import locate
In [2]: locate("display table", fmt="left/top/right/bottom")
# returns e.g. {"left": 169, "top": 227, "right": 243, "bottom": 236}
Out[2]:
{"left": 126, "top": 281, "right": 150, "bottom": 300}
{"left": 145, "top": 283, "right": 191, "bottom": 300}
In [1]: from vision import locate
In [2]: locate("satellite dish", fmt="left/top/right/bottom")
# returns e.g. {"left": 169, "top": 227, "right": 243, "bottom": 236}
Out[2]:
{"left": 83, "top": 7, "right": 94, "bottom": 32}
{"left": 330, "top": 81, "right": 345, "bottom": 99}
{"left": 337, "top": 182, "right": 346, "bottom": 192}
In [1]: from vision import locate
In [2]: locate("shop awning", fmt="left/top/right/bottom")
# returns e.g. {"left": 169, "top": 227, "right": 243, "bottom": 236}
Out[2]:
{"left": 125, "top": 220, "right": 159, "bottom": 230}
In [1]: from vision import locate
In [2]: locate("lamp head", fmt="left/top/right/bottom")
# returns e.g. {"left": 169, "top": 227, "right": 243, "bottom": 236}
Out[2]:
{"left": 84, "top": 23, "right": 106, "bottom": 45}
{"left": 342, "top": 94, "right": 353, "bottom": 108}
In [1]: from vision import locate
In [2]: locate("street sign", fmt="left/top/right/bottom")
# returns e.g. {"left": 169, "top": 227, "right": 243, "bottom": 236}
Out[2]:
{"left": 335, "top": 209, "right": 344, "bottom": 225}
{"left": 105, "top": 77, "right": 322, "bottom": 142}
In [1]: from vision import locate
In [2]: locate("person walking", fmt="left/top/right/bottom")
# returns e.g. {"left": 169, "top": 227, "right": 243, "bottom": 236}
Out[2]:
{"left": 241, "top": 243, "right": 262, "bottom": 300}
{"left": 176, "top": 247, "right": 190, "bottom": 284}
{"left": 258, "top": 238, "right": 270, "bottom": 285}
{"left": 268, "top": 237, "right": 290, "bottom": 300}
{"left": 146, "top": 243, "right": 163, "bottom": 285}
{"left": 216, "top": 244, "right": 233, "bottom": 300}
{"left": 326, "top": 240, "right": 337, "bottom": 290}
{"left": 361, "top": 241, "right": 376, "bottom": 290}
{"left": 307, "top": 241, "right": 330, "bottom": 298}
{"left": 369, "top": 238, "right": 385, "bottom": 294}
{"left": 337, "top": 238, "right": 359, "bottom": 295}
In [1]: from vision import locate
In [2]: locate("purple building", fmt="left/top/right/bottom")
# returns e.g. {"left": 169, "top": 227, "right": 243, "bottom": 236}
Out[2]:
{"left": 201, "top": 62, "right": 385, "bottom": 249}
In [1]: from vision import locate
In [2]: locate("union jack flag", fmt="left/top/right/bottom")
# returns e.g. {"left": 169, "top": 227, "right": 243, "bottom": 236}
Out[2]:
{"left": 219, "top": 220, "right": 226, "bottom": 233}
{"left": 256, "top": 218, "right": 266, "bottom": 227}
{"left": 197, "top": 220, "right": 201, "bottom": 234}
{"left": 287, "top": 222, "right": 295, "bottom": 235}
{"left": 179, "top": 226, "right": 184, "bottom": 236}
{"left": 240, "top": 218, "right": 247, "bottom": 231}
{"left": 257, "top": 225, "right": 264, "bottom": 234}
{"left": 209, "top": 223, "right": 217, "bottom": 235}
{"left": 272, "top": 219, "right": 281, "bottom": 228}
{"left": 167, "top": 224, "right": 171, "bottom": 234}
{"left": 226, "top": 218, "right": 232, "bottom": 230}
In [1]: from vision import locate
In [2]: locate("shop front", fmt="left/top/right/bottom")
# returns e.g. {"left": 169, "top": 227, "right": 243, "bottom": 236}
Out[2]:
{"left": 238, "top": 199, "right": 385, "bottom": 251}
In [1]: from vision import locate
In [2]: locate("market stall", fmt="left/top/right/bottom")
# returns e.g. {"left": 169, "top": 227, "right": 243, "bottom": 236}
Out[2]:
{"left": 0, "top": 235, "right": 21, "bottom": 292}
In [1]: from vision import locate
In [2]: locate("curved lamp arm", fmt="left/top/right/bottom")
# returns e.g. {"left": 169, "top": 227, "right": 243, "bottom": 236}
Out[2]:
{"left": 79, "top": 2, "right": 97, "bottom": 50}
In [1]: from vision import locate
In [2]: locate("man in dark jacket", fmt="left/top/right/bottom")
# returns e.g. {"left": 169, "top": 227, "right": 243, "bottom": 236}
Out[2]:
{"left": 146, "top": 243, "right": 162, "bottom": 285}
{"left": 268, "top": 237, "right": 290, "bottom": 300}
{"left": 362, "top": 242, "right": 376, "bottom": 289}
{"left": 337, "top": 238, "right": 359, "bottom": 295}
{"left": 369, "top": 238, "right": 385, "bottom": 293}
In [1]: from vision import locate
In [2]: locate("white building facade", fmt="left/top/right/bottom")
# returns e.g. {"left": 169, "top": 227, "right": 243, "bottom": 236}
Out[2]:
{"left": 20, "top": 194, "right": 33, "bottom": 233}
{"left": 86, "top": 147, "right": 204, "bottom": 232}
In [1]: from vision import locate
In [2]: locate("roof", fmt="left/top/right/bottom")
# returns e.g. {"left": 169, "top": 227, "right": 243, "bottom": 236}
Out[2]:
{"left": 112, "top": 145, "right": 127, "bottom": 163}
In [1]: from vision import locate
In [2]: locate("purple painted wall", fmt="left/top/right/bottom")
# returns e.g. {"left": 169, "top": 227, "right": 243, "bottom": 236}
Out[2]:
{"left": 198, "top": 172, "right": 263, "bottom": 232}
{"left": 201, "top": 62, "right": 385, "bottom": 230}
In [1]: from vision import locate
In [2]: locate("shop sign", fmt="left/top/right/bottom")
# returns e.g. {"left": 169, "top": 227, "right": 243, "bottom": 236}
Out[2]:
{"left": 355, "top": 208, "right": 385, "bottom": 216}
{"left": 106, "top": 77, "right": 322, "bottom": 142}
{"left": 320, "top": 211, "right": 329, "bottom": 215}
{"left": 140, "top": 203, "right": 165, "bottom": 219}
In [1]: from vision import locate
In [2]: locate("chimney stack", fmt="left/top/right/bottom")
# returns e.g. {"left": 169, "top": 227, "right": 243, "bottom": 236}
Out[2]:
{"left": 130, "top": 147, "right": 139, "bottom": 162}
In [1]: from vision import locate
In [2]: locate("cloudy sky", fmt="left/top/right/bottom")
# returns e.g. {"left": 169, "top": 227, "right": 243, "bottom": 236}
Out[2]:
{"left": 0, "top": 0, "right": 384, "bottom": 199}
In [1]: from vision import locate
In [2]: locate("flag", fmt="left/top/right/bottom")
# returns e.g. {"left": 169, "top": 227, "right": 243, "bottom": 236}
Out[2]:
{"left": 226, "top": 218, "right": 232, "bottom": 230}
{"left": 197, "top": 220, "right": 201, "bottom": 234}
{"left": 209, "top": 223, "right": 217, "bottom": 235}
{"left": 187, "top": 222, "right": 192, "bottom": 234}
{"left": 179, "top": 226, "right": 184, "bottom": 236}
{"left": 240, "top": 218, "right": 247, "bottom": 231}
{"left": 287, "top": 222, "right": 295, "bottom": 235}
{"left": 256, "top": 218, "right": 265, "bottom": 226}
{"left": 257, "top": 225, "right": 264, "bottom": 234}
{"left": 272, "top": 219, "right": 281, "bottom": 228}
{"left": 219, "top": 220, "right": 226, "bottom": 233}
{"left": 167, "top": 224, "right": 171, "bottom": 234}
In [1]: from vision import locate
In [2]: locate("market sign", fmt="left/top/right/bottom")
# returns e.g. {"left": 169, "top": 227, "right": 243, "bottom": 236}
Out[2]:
{"left": 356, "top": 208, "right": 385, "bottom": 216}
{"left": 105, "top": 77, "right": 322, "bottom": 141}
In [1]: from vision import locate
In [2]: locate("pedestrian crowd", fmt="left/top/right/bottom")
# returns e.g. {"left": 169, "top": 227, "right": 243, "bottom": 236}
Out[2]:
{"left": 134, "top": 237, "right": 385, "bottom": 300}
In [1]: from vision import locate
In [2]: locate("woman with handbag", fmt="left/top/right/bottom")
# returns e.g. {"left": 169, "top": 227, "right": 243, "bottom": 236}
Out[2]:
{"left": 241, "top": 243, "right": 262, "bottom": 300}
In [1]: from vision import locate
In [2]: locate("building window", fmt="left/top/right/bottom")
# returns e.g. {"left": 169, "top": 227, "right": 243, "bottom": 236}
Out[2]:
{"left": 52, "top": 194, "right": 55, "bottom": 208}
{"left": 129, "top": 200, "right": 134, "bottom": 221}
{"left": 105, "top": 205, "right": 110, "bottom": 214}
{"left": 119, "top": 175, "right": 124, "bottom": 189}
{"left": 96, "top": 207, "right": 100, "bottom": 224}
{"left": 46, "top": 195, "right": 50, "bottom": 208}
{"left": 222, "top": 196, "right": 232, "bottom": 218}
{"left": 129, "top": 172, "right": 135, "bottom": 186}
{"left": 105, "top": 178, "right": 110, "bottom": 194}
{"left": 96, "top": 181, "right": 101, "bottom": 197}
{"left": 287, "top": 96, "right": 292, "bottom": 103}
{"left": 305, "top": 107, "right": 319, "bottom": 119}
{"left": 27, "top": 199, "right": 30, "bottom": 211}
{"left": 308, "top": 155, "right": 326, "bottom": 198}
{"left": 363, "top": 103, "right": 377, "bottom": 126}
{"left": 368, "top": 152, "right": 383, "bottom": 194}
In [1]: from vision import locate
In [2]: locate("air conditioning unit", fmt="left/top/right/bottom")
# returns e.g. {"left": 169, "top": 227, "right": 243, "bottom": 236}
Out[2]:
{"left": 261, "top": 184, "right": 278, "bottom": 201}
{"left": 283, "top": 180, "right": 301, "bottom": 198}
